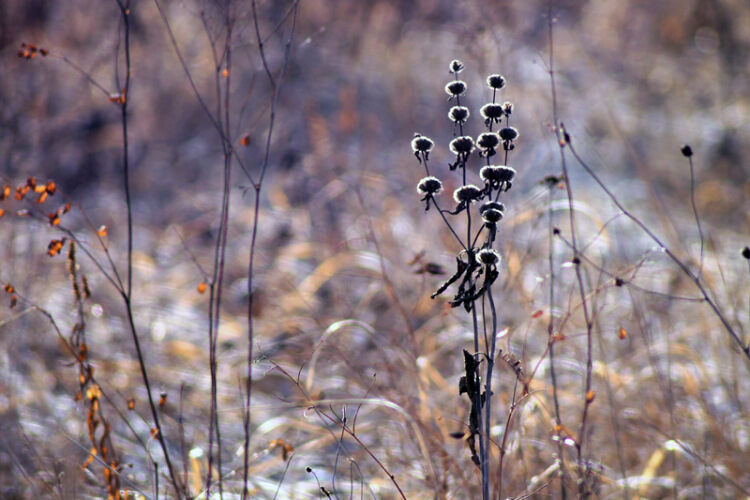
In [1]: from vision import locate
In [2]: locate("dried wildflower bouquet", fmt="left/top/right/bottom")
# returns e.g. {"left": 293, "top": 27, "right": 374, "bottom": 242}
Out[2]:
{"left": 411, "top": 59, "right": 521, "bottom": 499}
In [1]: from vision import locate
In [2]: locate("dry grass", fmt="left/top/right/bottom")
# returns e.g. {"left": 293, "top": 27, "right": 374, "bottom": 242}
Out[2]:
{"left": 1, "top": 0, "right": 749, "bottom": 499}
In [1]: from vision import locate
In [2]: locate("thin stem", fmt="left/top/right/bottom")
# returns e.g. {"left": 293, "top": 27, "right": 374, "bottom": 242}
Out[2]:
{"left": 113, "top": 1, "right": 181, "bottom": 495}
{"left": 547, "top": 186, "right": 567, "bottom": 499}
{"left": 546, "top": 7, "right": 595, "bottom": 489}
{"left": 687, "top": 153, "right": 705, "bottom": 277}
{"left": 242, "top": 4, "right": 300, "bottom": 498}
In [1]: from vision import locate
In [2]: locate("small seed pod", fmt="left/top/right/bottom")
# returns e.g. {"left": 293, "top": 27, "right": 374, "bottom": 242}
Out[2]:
{"left": 453, "top": 184, "right": 482, "bottom": 204}
{"left": 450, "top": 60, "right": 465, "bottom": 73}
{"left": 480, "top": 165, "right": 516, "bottom": 191}
{"left": 411, "top": 134, "right": 435, "bottom": 161}
{"left": 417, "top": 176, "right": 444, "bottom": 196}
{"left": 481, "top": 103, "right": 504, "bottom": 126}
{"left": 449, "top": 136, "right": 475, "bottom": 156}
{"left": 445, "top": 80, "right": 467, "bottom": 98}
{"left": 411, "top": 134, "right": 434, "bottom": 153}
{"left": 477, "top": 248, "right": 501, "bottom": 266}
{"left": 481, "top": 208, "right": 503, "bottom": 224}
{"left": 681, "top": 144, "right": 693, "bottom": 157}
{"left": 477, "top": 132, "right": 500, "bottom": 154}
{"left": 448, "top": 106, "right": 470, "bottom": 124}
{"left": 502, "top": 101, "right": 513, "bottom": 115}
{"left": 499, "top": 127, "right": 519, "bottom": 141}
{"left": 487, "top": 74, "right": 506, "bottom": 90}
{"left": 480, "top": 201, "right": 505, "bottom": 214}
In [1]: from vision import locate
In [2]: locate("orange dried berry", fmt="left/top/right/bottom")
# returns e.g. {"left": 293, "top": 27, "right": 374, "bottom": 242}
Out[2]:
{"left": 48, "top": 239, "right": 65, "bottom": 256}
{"left": 97, "top": 225, "right": 108, "bottom": 237}
{"left": 222, "top": 68, "right": 229, "bottom": 78}
{"left": 197, "top": 282, "right": 207, "bottom": 294}
{"left": 40, "top": 48, "right": 49, "bottom": 56}
{"left": 127, "top": 398, "right": 135, "bottom": 410}
{"left": 63, "top": 202, "right": 71, "bottom": 213}
{"left": 46, "top": 181, "right": 56, "bottom": 194}
{"left": 37, "top": 191, "right": 48, "bottom": 204}
{"left": 27, "top": 177, "right": 36, "bottom": 188}
{"left": 0, "top": 209, "right": 5, "bottom": 218}
{"left": 4, "top": 283, "right": 14, "bottom": 293}
{"left": 34, "top": 184, "right": 47, "bottom": 194}
{"left": 150, "top": 427, "right": 159, "bottom": 438}
{"left": 531, "top": 309, "right": 543, "bottom": 319}
{"left": 618, "top": 327, "right": 627, "bottom": 340}
{"left": 86, "top": 384, "right": 102, "bottom": 401}
{"left": 240, "top": 135, "right": 251, "bottom": 147}
{"left": 14, "top": 188, "right": 24, "bottom": 201}
{"left": 159, "top": 393, "right": 167, "bottom": 409}
{"left": 10, "top": 295, "right": 18, "bottom": 308}
{"left": 585, "top": 390, "right": 595, "bottom": 403}
{"left": 0, "top": 185, "right": 9, "bottom": 200}
{"left": 48, "top": 213, "right": 60, "bottom": 226}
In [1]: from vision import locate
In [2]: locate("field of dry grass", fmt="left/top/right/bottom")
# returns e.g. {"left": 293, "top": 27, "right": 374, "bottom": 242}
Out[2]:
{"left": 1, "top": 0, "right": 749, "bottom": 498}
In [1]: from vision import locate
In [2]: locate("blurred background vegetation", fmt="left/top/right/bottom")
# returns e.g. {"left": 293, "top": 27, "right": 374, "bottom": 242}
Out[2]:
{"left": 1, "top": 0, "right": 749, "bottom": 498}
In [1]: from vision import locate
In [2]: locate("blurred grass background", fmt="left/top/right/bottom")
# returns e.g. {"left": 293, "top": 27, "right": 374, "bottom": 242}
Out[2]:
{"left": 1, "top": 0, "right": 749, "bottom": 498}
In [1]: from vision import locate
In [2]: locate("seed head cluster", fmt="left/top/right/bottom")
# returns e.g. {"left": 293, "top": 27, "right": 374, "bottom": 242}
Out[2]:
{"left": 410, "top": 60, "right": 520, "bottom": 308}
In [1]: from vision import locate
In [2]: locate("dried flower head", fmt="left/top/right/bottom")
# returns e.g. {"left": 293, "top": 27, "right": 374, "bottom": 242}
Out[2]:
{"left": 487, "top": 74, "right": 506, "bottom": 90}
{"left": 445, "top": 80, "right": 468, "bottom": 98}
{"left": 502, "top": 101, "right": 513, "bottom": 115}
{"left": 449, "top": 136, "right": 475, "bottom": 156}
{"left": 412, "top": 134, "right": 435, "bottom": 161}
{"left": 477, "top": 132, "right": 500, "bottom": 152}
{"left": 480, "top": 201, "right": 505, "bottom": 214}
{"left": 417, "top": 176, "right": 444, "bottom": 196}
{"left": 481, "top": 208, "right": 504, "bottom": 224}
{"left": 480, "top": 199, "right": 505, "bottom": 225}
{"left": 480, "top": 165, "right": 516, "bottom": 184}
{"left": 450, "top": 60, "right": 465, "bottom": 73}
{"left": 681, "top": 144, "right": 693, "bottom": 157}
{"left": 448, "top": 106, "right": 470, "bottom": 124}
{"left": 453, "top": 184, "right": 482, "bottom": 204}
{"left": 481, "top": 103, "right": 504, "bottom": 125}
{"left": 499, "top": 127, "right": 519, "bottom": 141}
{"left": 477, "top": 248, "right": 501, "bottom": 266}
